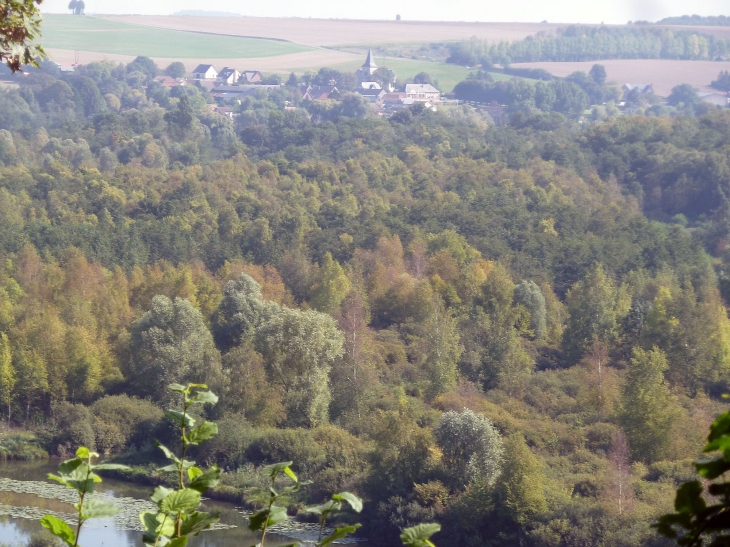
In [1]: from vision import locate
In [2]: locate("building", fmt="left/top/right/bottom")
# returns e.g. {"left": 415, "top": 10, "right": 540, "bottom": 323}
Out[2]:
{"left": 192, "top": 64, "right": 218, "bottom": 80}
{"left": 153, "top": 76, "right": 184, "bottom": 88}
{"left": 240, "top": 70, "right": 264, "bottom": 83}
{"left": 357, "top": 87, "right": 386, "bottom": 104}
{"left": 405, "top": 84, "right": 441, "bottom": 102}
{"left": 209, "top": 105, "right": 235, "bottom": 119}
{"left": 301, "top": 84, "right": 339, "bottom": 101}
{"left": 357, "top": 49, "right": 378, "bottom": 80}
{"left": 217, "top": 67, "right": 241, "bottom": 85}
{"left": 360, "top": 81, "right": 381, "bottom": 90}
{"left": 698, "top": 92, "right": 729, "bottom": 107}
{"left": 622, "top": 83, "right": 654, "bottom": 98}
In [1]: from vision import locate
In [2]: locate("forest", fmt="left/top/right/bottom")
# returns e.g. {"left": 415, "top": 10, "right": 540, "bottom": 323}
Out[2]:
{"left": 1, "top": 53, "right": 730, "bottom": 546}
{"left": 446, "top": 25, "right": 730, "bottom": 65}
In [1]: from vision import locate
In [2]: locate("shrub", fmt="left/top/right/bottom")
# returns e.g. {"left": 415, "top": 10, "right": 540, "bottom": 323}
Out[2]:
{"left": 48, "top": 402, "right": 95, "bottom": 453}
{"left": 90, "top": 394, "right": 163, "bottom": 450}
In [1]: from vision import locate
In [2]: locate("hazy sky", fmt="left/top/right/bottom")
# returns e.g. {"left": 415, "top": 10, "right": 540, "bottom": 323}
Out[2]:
{"left": 40, "top": 0, "right": 729, "bottom": 24}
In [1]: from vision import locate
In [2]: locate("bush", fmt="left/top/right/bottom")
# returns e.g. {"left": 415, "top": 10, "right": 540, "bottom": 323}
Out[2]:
{"left": 246, "top": 428, "right": 326, "bottom": 473}
{"left": 48, "top": 402, "right": 95, "bottom": 454}
{"left": 90, "top": 394, "right": 163, "bottom": 450}
{"left": 0, "top": 432, "right": 48, "bottom": 460}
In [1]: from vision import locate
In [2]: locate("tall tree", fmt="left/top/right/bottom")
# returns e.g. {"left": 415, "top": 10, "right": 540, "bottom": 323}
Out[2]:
{"left": 0, "top": 333, "right": 15, "bottom": 424}
{"left": 513, "top": 280, "right": 547, "bottom": 340}
{"left": 620, "top": 347, "right": 680, "bottom": 462}
{"left": 0, "top": 0, "right": 45, "bottom": 72}
{"left": 498, "top": 433, "right": 547, "bottom": 524}
{"left": 423, "top": 296, "right": 462, "bottom": 399}
{"left": 310, "top": 252, "right": 351, "bottom": 315}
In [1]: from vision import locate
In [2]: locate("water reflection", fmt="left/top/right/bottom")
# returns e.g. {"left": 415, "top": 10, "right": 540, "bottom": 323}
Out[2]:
{"left": 0, "top": 460, "right": 317, "bottom": 547}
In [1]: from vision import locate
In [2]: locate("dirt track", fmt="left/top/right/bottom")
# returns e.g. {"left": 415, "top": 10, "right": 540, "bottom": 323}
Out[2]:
{"left": 511, "top": 59, "right": 730, "bottom": 96}
{"left": 98, "top": 16, "right": 562, "bottom": 46}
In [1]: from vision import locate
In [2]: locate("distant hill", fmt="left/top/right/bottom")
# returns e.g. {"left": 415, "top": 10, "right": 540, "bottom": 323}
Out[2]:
{"left": 656, "top": 14, "right": 729, "bottom": 26}
{"left": 172, "top": 10, "right": 243, "bottom": 17}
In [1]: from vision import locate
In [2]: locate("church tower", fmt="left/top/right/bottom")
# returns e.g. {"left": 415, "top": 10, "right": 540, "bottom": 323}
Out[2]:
{"left": 359, "top": 48, "right": 378, "bottom": 78}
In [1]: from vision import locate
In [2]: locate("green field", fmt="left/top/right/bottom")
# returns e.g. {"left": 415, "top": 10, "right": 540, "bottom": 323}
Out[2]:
{"left": 41, "top": 14, "right": 312, "bottom": 58}
{"left": 301, "top": 58, "right": 510, "bottom": 92}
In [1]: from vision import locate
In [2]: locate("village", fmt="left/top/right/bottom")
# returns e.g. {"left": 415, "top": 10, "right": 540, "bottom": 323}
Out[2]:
{"left": 145, "top": 49, "right": 445, "bottom": 120}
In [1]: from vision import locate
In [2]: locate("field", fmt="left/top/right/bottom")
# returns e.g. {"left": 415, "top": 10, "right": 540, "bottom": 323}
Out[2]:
{"left": 41, "top": 14, "right": 311, "bottom": 58}
{"left": 511, "top": 59, "right": 730, "bottom": 96}
{"left": 99, "top": 16, "right": 561, "bottom": 47}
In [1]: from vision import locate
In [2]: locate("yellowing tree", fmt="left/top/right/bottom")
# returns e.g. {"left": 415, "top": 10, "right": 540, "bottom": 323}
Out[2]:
{"left": 0, "top": 332, "right": 15, "bottom": 424}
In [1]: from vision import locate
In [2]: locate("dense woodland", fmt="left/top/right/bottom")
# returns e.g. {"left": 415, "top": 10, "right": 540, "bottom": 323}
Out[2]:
{"left": 447, "top": 26, "right": 730, "bottom": 65}
{"left": 1, "top": 56, "right": 730, "bottom": 546}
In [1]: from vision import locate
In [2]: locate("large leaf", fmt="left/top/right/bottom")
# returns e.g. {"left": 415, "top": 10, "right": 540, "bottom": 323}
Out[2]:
{"left": 333, "top": 492, "right": 363, "bottom": 513}
{"left": 156, "top": 443, "right": 181, "bottom": 465}
{"left": 186, "top": 422, "right": 218, "bottom": 445}
{"left": 187, "top": 390, "right": 219, "bottom": 405}
{"left": 304, "top": 501, "right": 338, "bottom": 516}
{"left": 400, "top": 523, "right": 441, "bottom": 547}
{"left": 140, "top": 510, "right": 175, "bottom": 537}
{"left": 151, "top": 486, "right": 174, "bottom": 505}
{"left": 167, "top": 537, "right": 189, "bottom": 547}
{"left": 94, "top": 463, "right": 131, "bottom": 471}
{"left": 320, "top": 524, "right": 361, "bottom": 547}
{"left": 180, "top": 511, "right": 221, "bottom": 536}
{"left": 165, "top": 410, "right": 195, "bottom": 428}
{"left": 168, "top": 383, "right": 188, "bottom": 393}
{"left": 263, "top": 462, "right": 295, "bottom": 481}
{"left": 160, "top": 488, "right": 201, "bottom": 513}
{"left": 248, "top": 506, "right": 288, "bottom": 531}
{"left": 675, "top": 481, "right": 706, "bottom": 514}
{"left": 188, "top": 465, "right": 221, "bottom": 493}
{"left": 81, "top": 498, "right": 119, "bottom": 519}
{"left": 41, "top": 515, "right": 76, "bottom": 547}
{"left": 76, "top": 446, "right": 96, "bottom": 459}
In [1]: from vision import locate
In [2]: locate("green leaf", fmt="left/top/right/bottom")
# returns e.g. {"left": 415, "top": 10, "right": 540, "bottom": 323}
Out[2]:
{"left": 263, "top": 461, "right": 295, "bottom": 480}
{"left": 165, "top": 410, "right": 195, "bottom": 428}
{"left": 167, "top": 537, "right": 189, "bottom": 547}
{"left": 332, "top": 492, "right": 363, "bottom": 513}
{"left": 709, "top": 412, "right": 730, "bottom": 443}
{"left": 304, "top": 501, "right": 338, "bottom": 516}
{"left": 401, "top": 523, "right": 441, "bottom": 547}
{"left": 151, "top": 486, "right": 174, "bottom": 505}
{"left": 76, "top": 447, "right": 92, "bottom": 459}
{"left": 81, "top": 498, "right": 119, "bottom": 519}
{"left": 157, "top": 443, "right": 181, "bottom": 464}
{"left": 319, "top": 524, "right": 361, "bottom": 547}
{"left": 188, "top": 465, "right": 221, "bottom": 493}
{"left": 187, "top": 390, "right": 219, "bottom": 405}
{"left": 696, "top": 457, "right": 730, "bottom": 480}
{"left": 187, "top": 422, "right": 218, "bottom": 445}
{"left": 41, "top": 515, "right": 76, "bottom": 547}
{"left": 66, "top": 478, "right": 96, "bottom": 494}
{"left": 248, "top": 505, "right": 288, "bottom": 531}
{"left": 140, "top": 511, "right": 175, "bottom": 537}
{"left": 188, "top": 466, "right": 203, "bottom": 481}
{"left": 169, "top": 383, "right": 188, "bottom": 393}
{"left": 160, "top": 488, "right": 201, "bottom": 513}
{"left": 180, "top": 511, "right": 221, "bottom": 536}
{"left": 56, "top": 458, "right": 85, "bottom": 478}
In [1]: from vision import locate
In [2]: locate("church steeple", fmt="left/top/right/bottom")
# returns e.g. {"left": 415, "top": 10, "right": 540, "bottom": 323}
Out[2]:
{"left": 362, "top": 48, "right": 378, "bottom": 75}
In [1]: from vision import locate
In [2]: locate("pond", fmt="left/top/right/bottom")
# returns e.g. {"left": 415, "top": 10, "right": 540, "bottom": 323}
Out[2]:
{"left": 0, "top": 460, "right": 365, "bottom": 547}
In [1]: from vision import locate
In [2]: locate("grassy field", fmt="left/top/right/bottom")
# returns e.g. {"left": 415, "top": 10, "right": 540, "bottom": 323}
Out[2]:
{"left": 41, "top": 14, "right": 311, "bottom": 59}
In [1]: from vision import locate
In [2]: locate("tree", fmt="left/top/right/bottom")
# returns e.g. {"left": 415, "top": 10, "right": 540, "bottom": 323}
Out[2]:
{"left": 165, "top": 95, "right": 195, "bottom": 130}
{"left": 620, "top": 347, "right": 679, "bottom": 462}
{"left": 423, "top": 296, "right": 462, "bottom": 399}
{"left": 310, "top": 253, "right": 351, "bottom": 314}
{"left": 129, "top": 295, "right": 223, "bottom": 405}
{"left": 711, "top": 70, "right": 730, "bottom": 92}
{"left": 562, "top": 264, "right": 626, "bottom": 365}
{"left": 1, "top": 0, "right": 45, "bottom": 73}
{"left": 255, "top": 306, "right": 343, "bottom": 428}
{"left": 607, "top": 429, "right": 633, "bottom": 516}
{"left": 413, "top": 72, "right": 434, "bottom": 85}
{"left": 13, "top": 348, "right": 47, "bottom": 422}
{"left": 127, "top": 56, "right": 158, "bottom": 80}
{"left": 498, "top": 433, "right": 547, "bottom": 524}
{"left": 164, "top": 61, "right": 186, "bottom": 79}
{"left": 513, "top": 281, "right": 546, "bottom": 340}
{"left": 0, "top": 332, "right": 15, "bottom": 424}
{"left": 667, "top": 83, "right": 699, "bottom": 107}
{"left": 435, "top": 409, "right": 503, "bottom": 488}
{"left": 68, "top": 0, "right": 84, "bottom": 14}
{"left": 589, "top": 63, "right": 607, "bottom": 86}
{"left": 210, "top": 274, "right": 277, "bottom": 353}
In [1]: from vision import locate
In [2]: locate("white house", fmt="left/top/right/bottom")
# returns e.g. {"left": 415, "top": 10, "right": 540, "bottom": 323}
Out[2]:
{"left": 192, "top": 64, "right": 218, "bottom": 80}
{"left": 217, "top": 67, "right": 241, "bottom": 85}
{"left": 404, "top": 84, "right": 441, "bottom": 102}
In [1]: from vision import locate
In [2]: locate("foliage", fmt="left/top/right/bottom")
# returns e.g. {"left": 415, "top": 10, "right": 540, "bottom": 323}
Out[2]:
{"left": 0, "top": 0, "right": 45, "bottom": 72}
{"left": 41, "top": 446, "right": 128, "bottom": 547}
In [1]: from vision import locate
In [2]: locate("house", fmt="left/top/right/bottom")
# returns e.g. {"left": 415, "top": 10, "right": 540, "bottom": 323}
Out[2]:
{"left": 209, "top": 105, "right": 235, "bottom": 119}
{"left": 153, "top": 76, "right": 184, "bottom": 88}
{"left": 357, "top": 87, "right": 386, "bottom": 104}
{"left": 239, "top": 70, "right": 264, "bottom": 83}
{"left": 622, "top": 83, "right": 654, "bottom": 98}
{"left": 698, "top": 92, "right": 729, "bottom": 107}
{"left": 217, "top": 67, "right": 241, "bottom": 85}
{"left": 192, "top": 64, "right": 218, "bottom": 80}
{"left": 300, "top": 84, "right": 339, "bottom": 101}
{"left": 405, "top": 83, "right": 441, "bottom": 102}
{"left": 210, "top": 84, "right": 281, "bottom": 101}
{"left": 360, "top": 81, "right": 381, "bottom": 90}
{"left": 357, "top": 49, "right": 379, "bottom": 80}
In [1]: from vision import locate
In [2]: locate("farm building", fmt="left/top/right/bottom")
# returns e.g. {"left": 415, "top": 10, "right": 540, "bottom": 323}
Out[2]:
{"left": 622, "top": 83, "right": 654, "bottom": 98}
{"left": 192, "top": 64, "right": 218, "bottom": 80}
{"left": 357, "top": 87, "right": 386, "bottom": 104}
{"left": 301, "top": 85, "right": 340, "bottom": 101}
